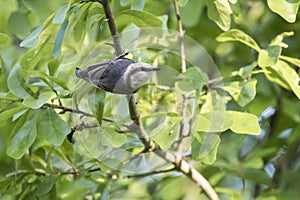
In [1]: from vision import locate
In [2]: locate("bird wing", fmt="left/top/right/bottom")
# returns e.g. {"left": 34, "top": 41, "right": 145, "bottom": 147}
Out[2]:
{"left": 83, "top": 62, "right": 110, "bottom": 88}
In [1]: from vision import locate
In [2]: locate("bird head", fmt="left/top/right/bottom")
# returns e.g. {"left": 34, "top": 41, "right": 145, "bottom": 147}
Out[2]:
{"left": 124, "top": 62, "right": 160, "bottom": 89}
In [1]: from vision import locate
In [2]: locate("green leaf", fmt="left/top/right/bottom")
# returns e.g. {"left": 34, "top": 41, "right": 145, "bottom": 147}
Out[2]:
{"left": 262, "top": 66, "right": 290, "bottom": 90}
{"left": 22, "top": 92, "right": 53, "bottom": 109}
{"left": 178, "top": 0, "right": 189, "bottom": 7}
{"left": 53, "top": 20, "right": 68, "bottom": 58}
{"left": 151, "top": 115, "right": 181, "bottom": 150}
{"left": 36, "top": 108, "right": 71, "bottom": 146}
{"left": 206, "top": 0, "right": 232, "bottom": 31}
{"left": 7, "top": 65, "right": 35, "bottom": 98}
{"left": 276, "top": 60, "right": 300, "bottom": 99}
{"left": 20, "top": 26, "right": 43, "bottom": 48}
{"left": 192, "top": 132, "right": 220, "bottom": 164}
{"left": 7, "top": 12, "right": 31, "bottom": 38}
{"left": 199, "top": 91, "right": 227, "bottom": 132}
{"left": 182, "top": 62, "right": 206, "bottom": 97}
{"left": 179, "top": 0, "right": 204, "bottom": 27}
{"left": 224, "top": 79, "right": 257, "bottom": 107}
{"left": 226, "top": 111, "right": 260, "bottom": 135}
{"left": 230, "top": 62, "right": 257, "bottom": 79}
{"left": 23, "top": 0, "right": 53, "bottom": 20}
{"left": 197, "top": 113, "right": 232, "bottom": 132}
{"left": 13, "top": 109, "right": 29, "bottom": 121}
{"left": 261, "top": 60, "right": 300, "bottom": 98}
{"left": 7, "top": 110, "right": 39, "bottom": 159}
{"left": 115, "top": 10, "right": 162, "bottom": 28}
{"left": 48, "top": 56, "right": 62, "bottom": 76}
{"left": 216, "top": 29, "right": 260, "bottom": 51}
{"left": 68, "top": 3, "right": 91, "bottom": 44}
{"left": 120, "top": 0, "right": 131, "bottom": 6}
{"left": 52, "top": 3, "right": 70, "bottom": 24}
{"left": 270, "top": 31, "right": 294, "bottom": 48}
{"left": 88, "top": 89, "right": 106, "bottom": 126}
{"left": 258, "top": 46, "right": 281, "bottom": 67}
{"left": 280, "top": 55, "right": 300, "bottom": 68}
{"left": 131, "top": 0, "right": 145, "bottom": 10}
{"left": 0, "top": 106, "right": 27, "bottom": 122}
{"left": 0, "top": 33, "right": 11, "bottom": 49}
{"left": 215, "top": 187, "right": 243, "bottom": 200}
{"left": 242, "top": 156, "right": 264, "bottom": 169}
{"left": 56, "top": 178, "right": 94, "bottom": 200}
{"left": 100, "top": 129, "right": 127, "bottom": 147}
{"left": 267, "top": 0, "right": 300, "bottom": 23}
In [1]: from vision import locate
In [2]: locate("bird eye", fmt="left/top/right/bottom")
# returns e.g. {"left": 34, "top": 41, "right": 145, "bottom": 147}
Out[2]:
{"left": 141, "top": 66, "right": 148, "bottom": 71}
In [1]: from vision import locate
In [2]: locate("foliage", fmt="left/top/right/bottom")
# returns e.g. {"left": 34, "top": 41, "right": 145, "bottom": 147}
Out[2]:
{"left": 0, "top": 0, "right": 300, "bottom": 199}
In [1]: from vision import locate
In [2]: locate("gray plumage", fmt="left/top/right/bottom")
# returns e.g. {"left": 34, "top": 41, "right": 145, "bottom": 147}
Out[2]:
{"left": 76, "top": 58, "right": 159, "bottom": 94}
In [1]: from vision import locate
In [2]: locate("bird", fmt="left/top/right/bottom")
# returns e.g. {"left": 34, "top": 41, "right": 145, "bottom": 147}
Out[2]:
{"left": 76, "top": 57, "right": 159, "bottom": 94}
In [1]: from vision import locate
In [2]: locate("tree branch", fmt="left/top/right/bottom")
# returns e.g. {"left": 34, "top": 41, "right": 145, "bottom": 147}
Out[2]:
{"left": 99, "top": 0, "right": 123, "bottom": 56}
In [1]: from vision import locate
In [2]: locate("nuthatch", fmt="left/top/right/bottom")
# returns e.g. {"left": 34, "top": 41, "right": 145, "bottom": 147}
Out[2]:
{"left": 76, "top": 57, "right": 159, "bottom": 94}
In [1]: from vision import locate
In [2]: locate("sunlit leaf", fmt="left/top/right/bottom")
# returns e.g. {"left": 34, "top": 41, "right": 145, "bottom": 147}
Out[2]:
{"left": 224, "top": 79, "right": 257, "bottom": 107}
{"left": 280, "top": 55, "right": 300, "bottom": 68}
{"left": 192, "top": 132, "right": 220, "bottom": 164}
{"left": 258, "top": 46, "right": 281, "bottom": 67}
{"left": 270, "top": 31, "right": 294, "bottom": 48}
{"left": 216, "top": 29, "right": 260, "bottom": 51}
{"left": 267, "top": 0, "right": 300, "bottom": 23}
{"left": 215, "top": 187, "right": 243, "bottom": 200}
{"left": 230, "top": 62, "right": 257, "bottom": 79}
{"left": 199, "top": 91, "right": 227, "bottom": 132}
{"left": 151, "top": 115, "right": 181, "bottom": 150}
{"left": 276, "top": 60, "right": 300, "bottom": 99}
{"left": 226, "top": 111, "right": 260, "bottom": 135}
{"left": 206, "top": 0, "right": 232, "bottom": 31}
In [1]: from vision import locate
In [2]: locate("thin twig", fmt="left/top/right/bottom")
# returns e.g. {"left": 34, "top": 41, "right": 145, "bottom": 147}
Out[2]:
{"left": 121, "top": 167, "right": 176, "bottom": 179}
{"left": 173, "top": 0, "right": 189, "bottom": 155}
{"left": 35, "top": 166, "right": 176, "bottom": 179}
{"left": 120, "top": 149, "right": 149, "bottom": 166}
{"left": 173, "top": 0, "right": 186, "bottom": 73}
{"left": 44, "top": 103, "right": 94, "bottom": 117}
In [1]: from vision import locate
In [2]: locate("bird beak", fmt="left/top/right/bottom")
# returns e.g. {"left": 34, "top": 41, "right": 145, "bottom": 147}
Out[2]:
{"left": 151, "top": 68, "right": 160, "bottom": 71}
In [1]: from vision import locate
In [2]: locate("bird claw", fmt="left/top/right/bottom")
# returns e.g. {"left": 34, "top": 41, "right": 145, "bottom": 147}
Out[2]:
{"left": 114, "top": 51, "right": 129, "bottom": 60}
